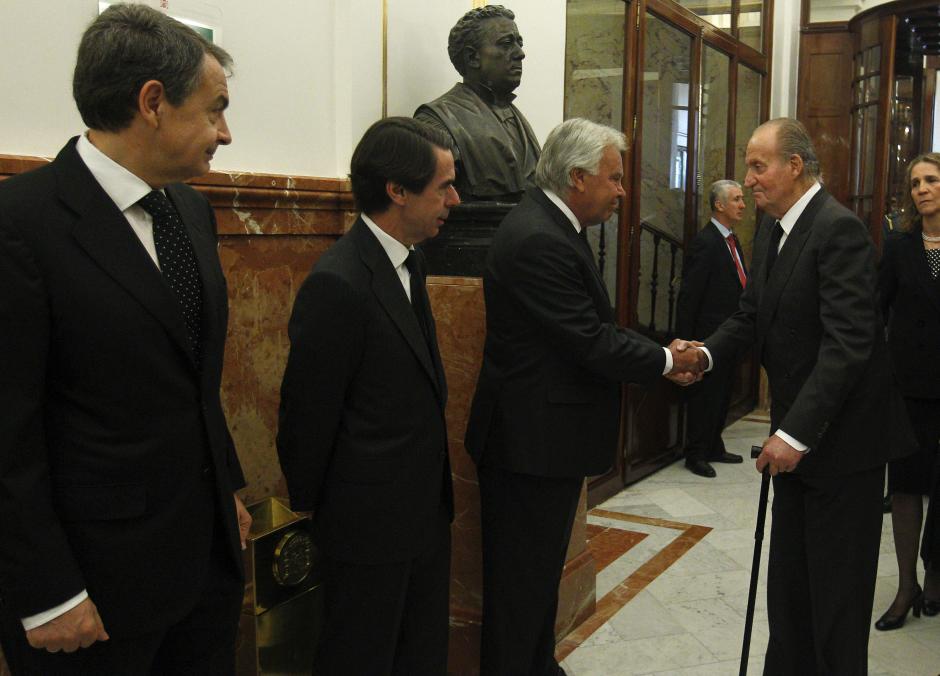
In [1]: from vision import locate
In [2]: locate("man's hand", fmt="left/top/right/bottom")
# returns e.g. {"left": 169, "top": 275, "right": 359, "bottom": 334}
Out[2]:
{"left": 26, "top": 597, "right": 108, "bottom": 653}
{"left": 755, "top": 434, "right": 803, "bottom": 476}
{"left": 666, "top": 339, "right": 706, "bottom": 386}
{"left": 235, "top": 493, "right": 252, "bottom": 551}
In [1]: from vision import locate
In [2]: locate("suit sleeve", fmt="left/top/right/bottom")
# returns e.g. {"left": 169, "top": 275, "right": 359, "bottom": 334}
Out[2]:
{"left": 704, "top": 225, "right": 765, "bottom": 365}
{"left": 499, "top": 230, "right": 665, "bottom": 384}
{"left": 877, "top": 234, "right": 899, "bottom": 327}
{"left": 276, "top": 271, "right": 364, "bottom": 512}
{"left": 0, "top": 218, "right": 86, "bottom": 618}
{"left": 779, "top": 218, "right": 879, "bottom": 446}
{"left": 675, "top": 233, "right": 710, "bottom": 339}
{"left": 206, "top": 202, "right": 246, "bottom": 491}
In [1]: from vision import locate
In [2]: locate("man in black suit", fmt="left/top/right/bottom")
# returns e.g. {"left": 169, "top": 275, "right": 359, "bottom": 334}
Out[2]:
{"left": 464, "top": 118, "right": 704, "bottom": 675}
{"left": 687, "top": 118, "right": 913, "bottom": 674}
{"left": 676, "top": 179, "right": 747, "bottom": 477}
{"left": 0, "top": 5, "right": 250, "bottom": 674}
{"left": 277, "top": 117, "right": 458, "bottom": 675}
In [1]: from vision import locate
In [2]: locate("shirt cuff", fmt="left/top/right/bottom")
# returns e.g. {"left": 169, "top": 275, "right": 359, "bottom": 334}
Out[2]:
{"left": 661, "top": 346, "right": 672, "bottom": 375}
{"left": 21, "top": 590, "right": 88, "bottom": 631}
{"left": 774, "top": 430, "right": 809, "bottom": 453}
{"left": 699, "top": 346, "right": 714, "bottom": 372}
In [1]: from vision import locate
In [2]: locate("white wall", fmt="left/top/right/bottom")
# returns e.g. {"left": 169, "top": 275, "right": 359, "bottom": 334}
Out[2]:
{"left": 770, "top": 0, "right": 801, "bottom": 119}
{"left": 0, "top": 0, "right": 563, "bottom": 179}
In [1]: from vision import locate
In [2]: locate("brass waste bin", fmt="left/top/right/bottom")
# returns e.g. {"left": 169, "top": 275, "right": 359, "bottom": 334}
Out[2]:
{"left": 236, "top": 497, "right": 324, "bottom": 675}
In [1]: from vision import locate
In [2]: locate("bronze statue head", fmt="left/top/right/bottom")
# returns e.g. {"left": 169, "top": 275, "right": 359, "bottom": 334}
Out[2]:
{"left": 448, "top": 5, "right": 525, "bottom": 99}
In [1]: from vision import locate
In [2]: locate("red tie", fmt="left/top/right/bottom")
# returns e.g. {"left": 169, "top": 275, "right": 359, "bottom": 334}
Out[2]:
{"left": 725, "top": 233, "right": 747, "bottom": 288}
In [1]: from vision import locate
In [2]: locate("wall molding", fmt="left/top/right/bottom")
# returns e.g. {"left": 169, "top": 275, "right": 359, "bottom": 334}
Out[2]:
{"left": 0, "top": 153, "right": 356, "bottom": 237}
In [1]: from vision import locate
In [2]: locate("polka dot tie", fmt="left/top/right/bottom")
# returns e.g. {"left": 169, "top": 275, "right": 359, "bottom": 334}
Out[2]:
{"left": 139, "top": 190, "right": 204, "bottom": 367}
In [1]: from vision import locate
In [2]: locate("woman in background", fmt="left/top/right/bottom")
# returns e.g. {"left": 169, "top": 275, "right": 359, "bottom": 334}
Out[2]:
{"left": 875, "top": 152, "right": 940, "bottom": 630}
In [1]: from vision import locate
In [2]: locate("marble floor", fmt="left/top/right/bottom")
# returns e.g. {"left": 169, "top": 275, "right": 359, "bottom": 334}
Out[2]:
{"left": 558, "top": 414, "right": 940, "bottom": 676}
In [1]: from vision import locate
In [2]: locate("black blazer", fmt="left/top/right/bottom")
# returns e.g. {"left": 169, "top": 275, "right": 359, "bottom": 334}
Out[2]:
{"left": 0, "top": 139, "right": 245, "bottom": 636}
{"left": 464, "top": 188, "right": 666, "bottom": 478}
{"left": 705, "top": 188, "right": 914, "bottom": 476}
{"left": 277, "top": 219, "right": 453, "bottom": 564}
{"left": 676, "top": 221, "right": 746, "bottom": 339}
{"left": 879, "top": 230, "right": 940, "bottom": 399}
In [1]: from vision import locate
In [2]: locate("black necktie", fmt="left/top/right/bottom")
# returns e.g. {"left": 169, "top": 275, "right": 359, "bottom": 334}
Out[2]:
{"left": 404, "top": 250, "right": 431, "bottom": 342}
{"left": 766, "top": 220, "right": 784, "bottom": 273}
{"left": 138, "top": 190, "right": 204, "bottom": 366}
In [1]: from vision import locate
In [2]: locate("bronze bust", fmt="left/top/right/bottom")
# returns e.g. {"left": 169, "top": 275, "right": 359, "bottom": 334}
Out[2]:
{"left": 415, "top": 5, "right": 540, "bottom": 203}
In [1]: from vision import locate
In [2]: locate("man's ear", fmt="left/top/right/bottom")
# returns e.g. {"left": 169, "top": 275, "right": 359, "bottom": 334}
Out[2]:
{"left": 138, "top": 80, "right": 165, "bottom": 129}
{"left": 386, "top": 181, "right": 407, "bottom": 206}
{"left": 789, "top": 153, "right": 804, "bottom": 179}
{"left": 569, "top": 168, "right": 586, "bottom": 193}
{"left": 464, "top": 46, "right": 480, "bottom": 71}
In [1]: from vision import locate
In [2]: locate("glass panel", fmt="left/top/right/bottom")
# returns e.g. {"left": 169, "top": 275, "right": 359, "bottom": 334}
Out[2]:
{"left": 734, "top": 64, "right": 761, "bottom": 262}
{"left": 862, "top": 104, "right": 877, "bottom": 196}
{"left": 636, "top": 13, "right": 691, "bottom": 332}
{"left": 674, "top": 0, "right": 731, "bottom": 32}
{"left": 865, "top": 74, "right": 880, "bottom": 104}
{"left": 809, "top": 1, "right": 860, "bottom": 23}
{"left": 738, "top": 0, "right": 763, "bottom": 52}
{"left": 852, "top": 106, "right": 863, "bottom": 197}
{"left": 564, "top": 0, "right": 625, "bottom": 127}
{"left": 888, "top": 76, "right": 916, "bottom": 221}
{"left": 697, "top": 46, "right": 730, "bottom": 230}
{"left": 564, "top": 0, "right": 626, "bottom": 305}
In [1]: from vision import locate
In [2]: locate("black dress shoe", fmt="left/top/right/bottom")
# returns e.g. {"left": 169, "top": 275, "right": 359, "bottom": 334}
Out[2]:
{"left": 875, "top": 585, "right": 923, "bottom": 631}
{"left": 712, "top": 451, "right": 743, "bottom": 464}
{"left": 685, "top": 459, "right": 716, "bottom": 478}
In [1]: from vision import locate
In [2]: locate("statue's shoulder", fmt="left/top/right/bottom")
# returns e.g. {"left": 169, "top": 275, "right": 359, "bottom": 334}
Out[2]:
{"left": 418, "top": 83, "right": 484, "bottom": 117}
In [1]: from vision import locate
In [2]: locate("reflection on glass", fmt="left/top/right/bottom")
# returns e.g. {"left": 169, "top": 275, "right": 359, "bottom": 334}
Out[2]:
{"left": 697, "top": 46, "right": 730, "bottom": 230}
{"left": 675, "top": 0, "right": 731, "bottom": 31}
{"left": 734, "top": 64, "right": 761, "bottom": 262}
{"left": 738, "top": 0, "right": 763, "bottom": 51}
{"left": 564, "top": 0, "right": 626, "bottom": 306}
{"left": 636, "top": 13, "right": 691, "bottom": 332}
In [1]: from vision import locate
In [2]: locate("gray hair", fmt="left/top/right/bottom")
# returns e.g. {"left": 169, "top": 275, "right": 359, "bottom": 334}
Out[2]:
{"left": 448, "top": 5, "right": 515, "bottom": 77}
{"left": 709, "top": 179, "right": 741, "bottom": 212}
{"left": 762, "top": 118, "right": 821, "bottom": 180}
{"left": 535, "top": 118, "right": 626, "bottom": 196}
{"left": 73, "top": 3, "right": 233, "bottom": 132}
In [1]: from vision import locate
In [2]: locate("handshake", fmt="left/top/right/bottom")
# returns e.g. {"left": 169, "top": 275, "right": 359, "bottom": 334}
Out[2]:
{"left": 665, "top": 339, "right": 708, "bottom": 386}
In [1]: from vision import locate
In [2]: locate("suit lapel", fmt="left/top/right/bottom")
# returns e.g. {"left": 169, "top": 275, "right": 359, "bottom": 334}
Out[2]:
{"left": 352, "top": 220, "right": 443, "bottom": 402}
{"left": 706, "top": 223, "right": 742, "bottom": 288}
{"left": 56, "top": 141, "right": 197, "bottom": 369}
{"left": 902, "top": 232, "right": 940, "bottom": 319}
{"left": 757, "top": 189, "right": 828, "bottom": 337}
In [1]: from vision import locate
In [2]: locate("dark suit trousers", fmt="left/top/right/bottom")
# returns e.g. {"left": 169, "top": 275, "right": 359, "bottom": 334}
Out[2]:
{"left": 3, "top": 489, "right": 243, "bottom": 676}
{"left": 478, "top": 464, "right": 582, "bottom": 676}
{"left": 763, "top": 465, "right": 883, "bottom": 676}
{"left": 314, "top": 505, "right": 451, "bottom": 676}
{"left": 684, "top": 360, "right": 736, "bottom": 462}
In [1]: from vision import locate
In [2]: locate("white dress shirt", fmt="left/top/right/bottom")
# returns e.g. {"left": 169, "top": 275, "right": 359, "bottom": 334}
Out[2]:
{"left": 542, "top": 189, "right": 673, "bottom": 376}
{"left": 361, "top": 213, "right": 415, "bottom": 301}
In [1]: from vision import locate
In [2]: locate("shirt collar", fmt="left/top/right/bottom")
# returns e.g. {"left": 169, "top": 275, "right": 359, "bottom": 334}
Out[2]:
{"left": 710, "top": 217, "right": 732, "bottom": 238}
{"left": 778, "top": 181, "right": 822, "bottom": 236}
{"left": 361, "top": 213, "right": 411, "bottom": 269}
{"left": 541, "top": 188, "right": 582, "bottom": 234}
{"left": 75, "top": 132, "right": 153, "bottom": 212}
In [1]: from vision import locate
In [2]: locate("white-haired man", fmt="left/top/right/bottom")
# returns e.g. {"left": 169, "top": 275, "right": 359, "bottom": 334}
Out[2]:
{"left": 465, "top": 118, "right": 703, "bottom": 675}
{"left": 676, "top": 179, "right": 748, "bottom": 478}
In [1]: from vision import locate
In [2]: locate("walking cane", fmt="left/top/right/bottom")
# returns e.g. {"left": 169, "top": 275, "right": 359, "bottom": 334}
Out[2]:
{"left": 739, "top": 445, "right": 771, "bottom": 676}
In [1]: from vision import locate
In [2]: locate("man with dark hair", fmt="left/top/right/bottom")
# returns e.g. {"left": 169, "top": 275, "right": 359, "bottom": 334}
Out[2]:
{"left": 278, "top": 116, "right": 459, "bottom": 675}
{"left": 683, "top": 118, "right": 914, "bottom": 673}
{"left": 0, "top": 3, "right": 249, "bottom": 674}
{"left": 676, "top": 179, "right": 747, "bottom": 478}
{"left": 415, "top": 4, "right": 540, "bottom": 202}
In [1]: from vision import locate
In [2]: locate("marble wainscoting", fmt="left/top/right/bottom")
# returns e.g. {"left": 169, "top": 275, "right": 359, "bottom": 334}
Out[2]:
{"left": 428, "top": 276, "right": 598, "bottom": 675}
